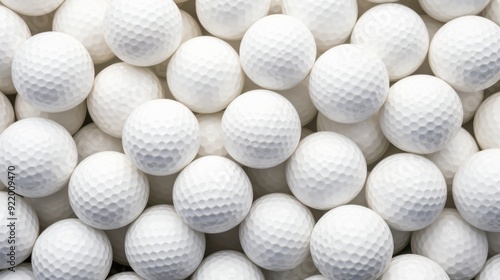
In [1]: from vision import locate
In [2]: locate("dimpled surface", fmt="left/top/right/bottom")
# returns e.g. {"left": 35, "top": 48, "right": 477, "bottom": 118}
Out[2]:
{"left": 239, "top": 194, "right": 315, "bottom": 271}
{"left": 12, "top": 32, "right": 94, "bottom": 112}
{"left": 0, "top": 193, "right": 39, "bottom": 269}
{"left": 0, "top": 118, "right": 77, "bottom": 197}
{"left": 31, "top": 219, "right": 112, "bottom": 280}
{"left": 317, "top": 112, "right": 388, "bottom": 165}
{"left": 311, "top": 205, "right": 393, "bottom": 280}
{"left": 105, "top": 224, "right": 130, "bottom": 266}
{"left": 380, "top": 254, "right": 450, "bottom": 280}
{"left": 122, "top": 99, "right": 200, "bottom": 176}
{"left": 69, "top": 151, "right": 149, "bottom": 230}
{"left": 286, "top": 132, "right": 367, "bottom": 210}
{"left": 425, "top": 128, "right": 479, "bottom": 190}
{"left": 104, "top": 0, "right": 182, "bottom": 66}
{"left": 351, "top": 4, "right": 429, "bottom": 81}
{"left": 221, "top": 90, "right": 301, "bottom": 168}
{"left": 73, "top": 123, "right": 123, "bottom": 163}
{"left": 282, "top": 0, "right": 357, "bottom": 52}
{"left": 53, "top": 0, "right": 114, "bottom": 64}
{"left": 88, "top": 62, "right": 164, "bottom": 138}
{"left": 173, "top": 156, "right": 252, "bottom": 234}
{"left": 24, "top": 185, "right": 75, "bottom": 230}
{"left": 458, "top": 90, "right": 484, "bottom": 124}
{"left": 309, "top": 44, "right": 389, "bottom": 123}
{"left": 488, "top": 232, "right": 500, "bottom": 256}
{"left": 0, "top": 6, "right": 30, "bottom": 94}
{"left": 264, "top": 254, "right": 320, "bottom": 280}
{"left": 192, "top": 250, "right": 265, "bottom": 280}
{"left": 474, "top": 92, "right": 500, "bottom": 149}
{"left": 240, "top": 15, "right": 316, "bottom": 90}
{"left": 412, "top": 209, "right": 488, "bottom": 280}
{"left": 0, "top": 92, "right": 14, "bottom": 134}
{"left": 196, "top": 113, "right": 228, "bottom": 157}
{"left": 367, "top": 154, "right": 447, "bottom": 231}
{"left": 107, "top": 272, "right": 145, "bottom": 280}
{"left": 0, "top": 263, "right": 35, "bottom": 279}
{"left": 476, "top": 255, "right": 500, "bottom": 280}
{"left": 429, "top": 16, "right": 500, "bottom": 92}
{"left": 196, "top": 0, "right": 271, "bottom": 40}
{"left": 0, "top": 0, "right": 63, "bottom": 16}
{"left": 167, "top": 36, "right": 244, "bottom": 113}
{"left": 379, "top": 75, "right": 463, "bottom": 154}
{"left": 484, "top": 0, "right": 500, "bottom": 25}
{"left": 15, "top": 95, "right": 87, "bottom": 135}
{"left": 419, "top": 0, "right": 490, "bottom": 22}
{"left": 453, "top": 149, "right": 500, "bottom": 232}
{"left": 276, "top": 79, "right": 317, "bottom": 126}
{"left": 125, "top": 205, "right": 206, "bottom": 280}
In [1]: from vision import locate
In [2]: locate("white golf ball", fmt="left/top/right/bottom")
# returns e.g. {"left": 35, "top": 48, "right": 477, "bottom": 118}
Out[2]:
{"left": 122, "top": 99, "right": 200, "bottom": 176}
{"left": 0, "top": 92, "right": 14, "bottom": 135}
{"left": 239, "top": 193, "right": 315, "bottom": 271}
{"left": 11, "top": 32, "right": 94, "bottom": 112}
{"left": 196, "top": 112, "right": 228, "bottom": 158}
{"left": 173, "top": 156, "right": 253, "bottom": 234}
{"left": 0, "top": 6, "right": 31, "bottom": 94}
{"left": 351, "top": 4, "right": 429, "bottom": 81}
{"left": 240, "top": 15, "right": 316, "bottom": 90}
{"left": 167, "top": 36, "right": 244, "bottom": 113}
{"left": 221, "top": 90, "right": 301, "bottom": 168}
{"left": 379, "top": 254, "right": 450, "bottom": 280}
{"left": 31, "top": 218, "right": 112, "bottom": 280}
{"left": 476, "top": 255, "right": 500, "bottom": 280}
{"left": 429, "top": 16, "right": 500, "bottom": 92}
{"left": 309, "top": 44, "right": 389, "bottom": 123}
{"left": 379, "top": 75, "right": 463, "bottom": 154}
{"left": 0, "top": 192, "right": 39, "bottom": 269}
{"left": 474, "top": 92, "right": 500, "bottom": 149}
{"left": 73, "top": 123, "right": 124, "bottom": 163}
{"left": 282, "top": 0, "right": 357, "bottom": 52}
{"left": 196, "top": 0, "right": 271, "bottom": 40}
{"left": 107, "top": 272, "right": 145, "bottom": 280}
{"left": 458, "top": 89, "right": 484, "bottom": 124}
{"left": 69, "top": 151, "right": 149, "bottom": 230}
{"left": 24, "top": 185, "right": 75, "bottom": 230}
{"left": 453, "top": 149, "right": 500, "bottom": 232}
{"left": 419, "top": 0, "right": 490, "bottom": 22}
{"left": 275, "top": 79, "right": 317, "bottom": 126}
{"left": 286, "top": 132, "right": 367, "bottom": 210}
{"left": 125, "top": 205, "right": 206, "bottom": 280}
{"left": 104, "top": 0, "right": 182, "bottom": 66}
{"left": 191, "top": 250, "right": 265, "bottom": 280}
{"left": 304, "top": 276, "right": 328, "bottom": 280}
{"left": 0, "top": 118, "right": 77, "bottom": 197}
{"left": 52, "top": 0, "right": 115, "bottom": 64}
{"left": 0, "top": 263, "right": 35, "bottom": 279}
{"left": 0, "top": 0, "right": 63, "bottom": 16}
{"left": 88, "top": 62, "right": 164, "bottom": 138}
{"left": 310, "top": 205, "right": 393, "bottom": 280}
{"left": 412, "top": 209, "right": 488, "bottom": 280}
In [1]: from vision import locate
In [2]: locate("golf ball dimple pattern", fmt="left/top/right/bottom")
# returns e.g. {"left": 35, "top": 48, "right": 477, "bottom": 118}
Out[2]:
{"left": 351, "top": 4, "right": 429, "bottom": 81}
{"left": 52, "top": 0, "right": 115, "bottom": 64}
{"left": 379, "top": 75, "right": 463, "bottom": 154}
{"left": 0, "top": 92, "right": 14, "bottom": 135}
{"left": 191, "top": 250, "right": 265, "bottom": 280}
{"left": 125, "top": 205, "right": 206, "bottom": 280}
{"left": 419, "top": 0, "right": 491, "bottom": 22}
{"left": 196, "top": 0, "right": 271, "bottom": 40}
{"left": 221, "top": 90, "right": 301, "bottom": 169}
{"left": 0, "top": 118, "right": 78, "bottom": 197}
{"left": 367, "top": 153, "right": 447, "bottom": 231}
{"left": 0, "top": 193, "right": 39, "bottom": 269}
{"left": 282, "top": 0, "right": 358, "bottom": 52}
{"left": 0, "top": 6, "right": 31, "bottom": 94}
{"left": 458, "top": 90, "right": 484, "bottom": 124}
{"left": 173, "top": 156, "right": 253, "bottom": 234}
{"left": 88, "top": 62, "right": 164, "bottom": 138}
{"left": 310, "top": 205, "right": 393, "bottom": 280}
{"left": 104, "top": 0, "right": 182, "bottom": 67}
{"left": 474, "top": 92, "right": 500, "bottom": 149}
{"left": 11, "top": 32, "right": 94, "bottom": 113}
{"left": 0, "top": 0, "right": 63, "bottom": 16}
{"left": 0, "top": 263, "right": 35, "bottom": 279}
{"left": 317, "top": 112, "right": 389, "bottom": 165}
{"left": 167, "top": 36, "right": 244, "bottom": 114}
{"left": 239, "top": 193, "right": 315, "bottom": 271}
{"left": 412, "top": 209, "right": 488, "bottom": 280}
{"left": 286, "top": 132, "right": 367, "bottom": 210}
{"left": 240, "top": 15, "right": 316, "bottom": 90}
{"left": 107, "top": 272, "right": 145, "bottom": 280}
{"left": 309, "top": 44, "right": 389, "bottom": 124}
{"left": 69, "top": 151, "right": 149, "bottom": 230}
{"left": 476, "top": 255, "right": 500, "bottom": 280}
{"left": 429, "top": 16, "right": 500, "bottom": 92}
{"left": 379, "top": 254, "right": 450, "bottom": 280}
{"left": 31, "top": 218, "right": 112, "bottom": 280}
{"left": 122, "top": 99, "right": 200, "bottom": 176}
{"left": 453, "top": 149, "right": 500, "bottom": 232}
{"left": 73, "top": 123, "right": 124, "bottom": 163}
